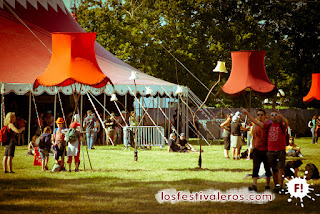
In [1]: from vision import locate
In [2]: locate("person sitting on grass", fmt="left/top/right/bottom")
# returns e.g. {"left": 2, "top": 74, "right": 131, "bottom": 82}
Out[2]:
{"left": 286, "top": 136, "right": 303, "bottom": 157}
{"left": 177, "top": 133, "right": 196, "bottom": 152}
{"left": 38, "top": 126, "right": 52, "bottom": 171}
{"left": 26, "top": 135, "right": 39, "bottom": 156}
{"left": 284, "top": 159, "right": 303, "bottom": 178}
{"left": 168, "top": 133, "right": 180, "bottom": 153}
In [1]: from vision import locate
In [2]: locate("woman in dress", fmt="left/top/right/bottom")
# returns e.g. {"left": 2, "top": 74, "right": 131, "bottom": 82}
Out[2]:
{"left": 3, "top": 112, "right": 25, "bottom": 173}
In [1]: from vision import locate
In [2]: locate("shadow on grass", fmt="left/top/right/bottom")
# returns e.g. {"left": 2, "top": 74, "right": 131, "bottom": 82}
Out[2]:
{"left": 168, "top": 167, "right": 251, "bottom": 173}
{"left": 1, "top": 176, "right": 320, "bottom": 213}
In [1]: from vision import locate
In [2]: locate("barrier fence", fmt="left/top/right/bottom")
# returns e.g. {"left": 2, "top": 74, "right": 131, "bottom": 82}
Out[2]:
{"left": 123, "top": 126, "right": 165, "bottom": 149}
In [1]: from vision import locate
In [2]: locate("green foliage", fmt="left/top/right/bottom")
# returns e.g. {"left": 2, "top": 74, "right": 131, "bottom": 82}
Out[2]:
{"left": 76, "top": 0, "right": 320, "bottom": 109}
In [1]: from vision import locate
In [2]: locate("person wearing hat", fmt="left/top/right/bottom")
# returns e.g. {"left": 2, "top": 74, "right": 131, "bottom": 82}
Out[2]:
{"left": 83, "top": 110, "right": 99, "bottom": 149}
{"left": 177, "top": 133, "right": 196, "bottom": 152}
{"left": 66, "top": 122, "right": 82, "bottom": 172}
{"left": 230, "top": 111, "right": 245, "bottom": 160}
{"left": 52, "top": 117, "right": 66, "bottom": 170}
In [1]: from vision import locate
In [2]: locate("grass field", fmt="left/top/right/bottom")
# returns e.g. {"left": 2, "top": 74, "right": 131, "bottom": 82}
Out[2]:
{"left": 1, "top": 137, "right": 320, "bottom": 213}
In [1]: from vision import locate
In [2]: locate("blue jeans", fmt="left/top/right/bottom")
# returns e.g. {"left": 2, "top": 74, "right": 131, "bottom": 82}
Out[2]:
{"left": 86, "top": 132, "right": 95, "bottom": 149}
{"left": 311, "top": 128, "right": 316, "bottom": 144}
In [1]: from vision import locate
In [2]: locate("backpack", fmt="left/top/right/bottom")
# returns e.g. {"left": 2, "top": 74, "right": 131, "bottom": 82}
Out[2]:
{"left": 35, "top": 135, "right": 45, "bottom": 148}
{"left": 308, "top": 121, "right": 313, "bottom": 128}
{"left": 0, "top": 126, "right": 9, "bottom": 146}
{"left": 266, "top": 122, "right": 289, "bottom": 146}
{"left": 305, "top": 163, "right": 320, "bottom": 180}
{"left": 65, "top": 128, "right": 77, "bottom": 143}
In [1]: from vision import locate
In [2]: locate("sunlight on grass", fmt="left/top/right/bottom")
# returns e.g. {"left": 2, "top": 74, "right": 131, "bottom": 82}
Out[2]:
{"left": 0, "top": 137, "right": 320, "bottom": 213}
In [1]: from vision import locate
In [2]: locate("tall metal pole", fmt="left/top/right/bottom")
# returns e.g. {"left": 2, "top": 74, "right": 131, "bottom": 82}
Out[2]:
{"left": 103, "top": 93, "right": 106, "bottom": 145}
{"left": 53, "top": 94, "right": 57, "bottom": 131}
{"left": 186, "top": 92, "right": 189, "bottom": 139}
{"left": 27, "top": 92, "right": 32, "bottom": 145}
{"left": 1, "top": 93, "right": 3, "bottom": 128}
{"left": 80, "top": 94, "right": 85, "bottom": 171}
{"left": 134, "top": 82, "right": 138, "bottom": 161}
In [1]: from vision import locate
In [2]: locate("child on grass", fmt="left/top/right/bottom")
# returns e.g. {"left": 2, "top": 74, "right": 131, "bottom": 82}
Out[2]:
{"left": 38, "top": 126, "right": 52, "bottom": 171}
{"left": 26, "top": 135, "right": 39, "bottom": 156}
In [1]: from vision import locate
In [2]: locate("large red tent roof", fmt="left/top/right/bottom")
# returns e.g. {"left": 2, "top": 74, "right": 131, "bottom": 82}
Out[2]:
{"left": 0, "top": 0, "right": 177, "bottom": 96}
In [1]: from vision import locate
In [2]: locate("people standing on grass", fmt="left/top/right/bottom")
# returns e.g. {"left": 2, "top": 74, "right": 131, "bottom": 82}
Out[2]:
{"left": 16, "top": 115, "right": 27, "bottom": 146}
{"left": 315, "top": 115, "right": 320, "bottom": 144}
{"left": 66, "top": 122, "right": 82, "bottom": 172}
{"left": 310, "top": 115, "right": 317, "bottom": 144}
{"left": 105, "top": 113, "right": 116, "bottom": 145}
{"left": 83, "top": 110, "right": 99, "bottom": 149}
{"left": 220, "top": 114, "right": 232, "bottom": 159}
{"left": 3, "top": 112, "right": 25, "bottom": 173}
{"left": 246, "top": 122, "right": 254, "bottom": 160}
{"left": 241, "top": 109, "right": 272, "bottom": 192}
{"left": 230, "top": 112, "right": 245, "bottom": 160}
{"left": 52, "top": 117, "right": 66, "bottom": 171}
{"left": 242, "top": 108, "right": 289, "bottom": 193}
{"left": 38, "top": 126, "right": 52, "bottom": 171}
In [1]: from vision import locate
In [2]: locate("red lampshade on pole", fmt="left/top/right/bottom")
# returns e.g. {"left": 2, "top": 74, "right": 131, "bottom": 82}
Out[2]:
{"left": 34, "top": 32, "right": 112, "bottom": 89}
{"left": 303, "top": 73, "right": 320, "bottom": 103}
{"left": 222, "top": 50, "right": 275, "bottom": 96}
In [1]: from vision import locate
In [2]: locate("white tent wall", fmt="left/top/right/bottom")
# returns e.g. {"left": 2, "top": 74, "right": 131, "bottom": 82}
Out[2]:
{"left": 0, "top": 86, "right": 191, "bottom": 146}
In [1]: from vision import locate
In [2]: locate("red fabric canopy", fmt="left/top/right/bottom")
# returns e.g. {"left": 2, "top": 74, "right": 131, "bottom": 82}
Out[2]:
{"left": 0, "top": 0, "right": 176, "bottom": 96}
{"left": 33, "top": 32, "right": 112, "bottom": 88}
{"left": 303, "top": 73, "right": 320, "bottom": 103}
{"left": 222, "top": 50, "right": 275, "bottom": 96}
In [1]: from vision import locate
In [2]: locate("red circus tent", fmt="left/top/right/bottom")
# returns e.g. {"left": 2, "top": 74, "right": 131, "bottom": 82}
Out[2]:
{"left": 0, "top": 0, "right": 178, "bottom": 96}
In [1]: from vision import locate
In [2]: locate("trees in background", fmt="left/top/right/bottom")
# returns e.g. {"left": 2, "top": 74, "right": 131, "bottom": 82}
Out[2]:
{"left": 76, "top": 0, "right": 320, "bottom": 109}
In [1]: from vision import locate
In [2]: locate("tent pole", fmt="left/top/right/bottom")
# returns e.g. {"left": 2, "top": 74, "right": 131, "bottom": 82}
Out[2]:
{"left": 1, "top": 93, "right": 3, "bottom": 128}
{"left": 186, "top": 93, "right": 189, "bottom": 139}
{"left": 53, "top": 94, "right": 56, "bottom": 131}
{"left": 168, "top": 97, "right": 171, "bottom": 137}
{"left": 164, "top": 97, "right": 167, "bottom": 137}
{"left": 153, "top": 96, "right": 155, "bottom": 125}
{"left": 157, "top": 96, "right": 160, "bottom": 126}
{"left": 103, "top": 93, "right": 106, "bottom": 145}
{"left": 125, "top": 93, "right": 127, "bottom": 117}
{"left": 80, "top": 94, "right": 85, "bottom": 171}
{"left": 177, "top": 96, "right": 180, "bottom": 134}
{"left": 27, "top": 92, "right": 31, "bottom": 145}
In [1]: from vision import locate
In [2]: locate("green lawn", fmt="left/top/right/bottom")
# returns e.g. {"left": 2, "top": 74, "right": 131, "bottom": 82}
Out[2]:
{"left": 1, "top": 137, "right": 320, "bottom": 213}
